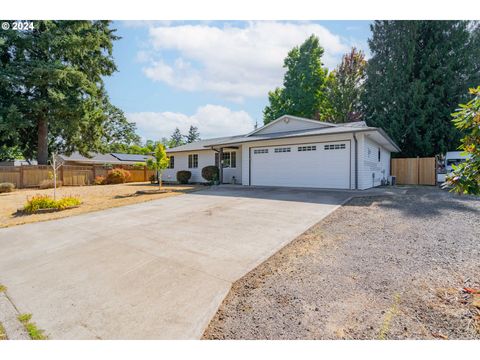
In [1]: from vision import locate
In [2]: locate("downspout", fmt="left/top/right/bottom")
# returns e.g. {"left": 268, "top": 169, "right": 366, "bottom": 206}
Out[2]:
{"left": 353, "top": 133, "right": 358, "bottom": 190}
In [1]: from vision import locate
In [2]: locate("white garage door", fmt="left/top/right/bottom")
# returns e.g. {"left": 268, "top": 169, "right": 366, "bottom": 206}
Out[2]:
{"left": 250, "top": 141, "right": 351, "bottom": 189}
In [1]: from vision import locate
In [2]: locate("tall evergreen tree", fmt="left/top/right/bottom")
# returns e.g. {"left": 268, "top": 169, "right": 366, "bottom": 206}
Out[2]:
{"left": 185, "top": 125, "right": 200, "bottom": 143}
{"left": 0, "top": 21, "right": 137, "bottom": 164}
{"left": 169, "top": 127, "right": 185, "bottom": 148}
{"left": 263, "top": 35, "right": 331, "bottom": 124}
{"left": 326, "top": 48, "right": 367, "bottom": 123}
{"left": 364, "top": 20, "right": 480, "bottom": 157}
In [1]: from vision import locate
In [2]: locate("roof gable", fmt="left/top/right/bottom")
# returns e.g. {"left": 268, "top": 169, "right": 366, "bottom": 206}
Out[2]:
{"left": 248, "top": 115, "right": 335, "bottom": 136}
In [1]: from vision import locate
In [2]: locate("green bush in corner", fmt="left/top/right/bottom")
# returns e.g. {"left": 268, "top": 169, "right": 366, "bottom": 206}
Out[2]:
{"left": 176, "top": 170, "right": 192, "bottom": 184}
{"left": 201, "top": 166, "right": 219, "bottom": 184}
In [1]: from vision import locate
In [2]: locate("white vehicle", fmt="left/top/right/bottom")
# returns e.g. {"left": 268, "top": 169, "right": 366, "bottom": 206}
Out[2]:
{"left": 445, "top": 151, "right": 470, "bottom": 173}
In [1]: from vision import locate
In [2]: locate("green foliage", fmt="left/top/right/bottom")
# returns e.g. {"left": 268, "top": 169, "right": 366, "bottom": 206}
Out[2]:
{"left": 105, "top": 168, "right": 131, "bottom": 184}
{"left": 0, "top": 182, "right": 15, "bottom": 193}
{"left": 0, "top": 21, "right": 139, "bottom": 164}
{"left": 201, "top": 165, "right": 219, "bottom": 183}
{"left": 326, "top": 48, "right": 367, "bottom": 123}
{"left": 364, "top": 20, "right": 480, "bottom": 157}
{"left": 169, "top": 127, "right": 185, "bottom": 148}
{"left": 23, "top": 195, "right": 81, "bottom": 213}
{"left": 263, "top": 35, "right": 331, "bottom": 124}
{"left": 186, "top": 125, "right": 200, "bottom": 143}
{"left": 17, "top": 313, "right": 47, "bottom": 340}
{"left": 0, "top": 145, "right": 23, "bottom": 161}
{"left": 176, "top": 170, "right": 191, "bottom": 184}
{"left": 445, "top": 87, "right": 480, "bottom": 195}
{"left": 146, "top": 143, "right": 169, "bottom": 188}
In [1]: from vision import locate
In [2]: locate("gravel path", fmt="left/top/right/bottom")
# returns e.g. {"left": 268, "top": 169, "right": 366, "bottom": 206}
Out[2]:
{"left": 203, "top": 187, "right": 480, "bottom": 339}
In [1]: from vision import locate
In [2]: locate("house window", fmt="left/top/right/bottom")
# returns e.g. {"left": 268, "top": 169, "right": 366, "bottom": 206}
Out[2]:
{"left": 298, "top": 145, "right": 316, "bottom": 152}
{"left": 188, "top": 154, "right": 198, "bottom": 168}
{"left": 167, "top": 156, "right": 174, "bottom": 169}
{"left": 378, "top": 148, "right": 381, "bottom": 162}
{"left": 253, "top": 149, "right": 268, "bottom": 154}
{"left": 324, "top": 143, "right": 346, "bottom": 150}
{"left": 274, "top": 147, "right": 291, "bottom": 153}
{"left": 215, "top": 152, "right": 236, "bottom": 168}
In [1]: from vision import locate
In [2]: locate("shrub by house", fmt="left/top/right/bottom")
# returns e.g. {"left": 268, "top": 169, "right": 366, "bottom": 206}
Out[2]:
{"left": 176, "top": 170, "right": 191, "bottom": 184}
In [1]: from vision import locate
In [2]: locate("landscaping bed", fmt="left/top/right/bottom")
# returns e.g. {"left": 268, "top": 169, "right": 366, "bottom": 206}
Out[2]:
{"left": 203, "top": 187, "right": 480, "bottom": 340}
{"left": 0, "top": 182, "right": 200, "bottom": 228}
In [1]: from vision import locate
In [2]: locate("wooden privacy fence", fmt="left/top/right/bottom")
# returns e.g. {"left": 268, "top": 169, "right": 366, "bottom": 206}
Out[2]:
{"left": 0, "top": 165, "right": 156, "bottom": 189}
{"left": 391, "top": 157, "right": 436, "bottom": 185}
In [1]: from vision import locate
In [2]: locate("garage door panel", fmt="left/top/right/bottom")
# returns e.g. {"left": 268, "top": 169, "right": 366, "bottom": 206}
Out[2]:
{"left": 251, "top": 142, "right": 350, "bottom": 189}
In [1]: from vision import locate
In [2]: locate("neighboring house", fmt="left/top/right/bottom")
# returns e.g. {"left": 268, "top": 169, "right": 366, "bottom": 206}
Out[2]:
{"left": 0, "top": 159, "right": 38, "bottom": 166}
{"left": 58, "top": 152, "right": 153, "bottom": 166}
{"left": 165, "top": 115, "right": 400, "bottom": 190}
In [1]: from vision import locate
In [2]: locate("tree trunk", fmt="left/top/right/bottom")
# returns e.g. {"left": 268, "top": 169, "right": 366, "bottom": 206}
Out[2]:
{"left": 37, "top": 117, "right": 49, "bottom": 165}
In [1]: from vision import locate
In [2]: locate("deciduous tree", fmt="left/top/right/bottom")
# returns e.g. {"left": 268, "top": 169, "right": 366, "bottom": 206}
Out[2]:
{"left": 326, "top": 48, "right": 366, "bottom": 123}
{"left": 263, "top": 35, "right": 331, "bottom": 124}
{"left": 445, "top": 87, "right": 480, "bottom": 195}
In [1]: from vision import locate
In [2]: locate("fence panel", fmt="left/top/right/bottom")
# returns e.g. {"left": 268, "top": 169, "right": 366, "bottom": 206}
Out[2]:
{"left": 128, "top": 169, "right": 146, "bottom": 182}
{"left": 0, "top": 167, "right": 21, "bottom": 187}
{"left": 391, "top": 158, "right": 418, "bottom": 185}
{"left": 391, "top": 157, "right": 436, "bottom": 185}
{"left": 418, "top": 157, "right": 436, "bottom": 185}
{"left": 22, "top": 166, "right": 51, "bottom": 187}
{"left": 63, "top": 166, "right": 94, "bottom": 186}
{"left": 0, "top": 164, "right": 151, "bottom": 188}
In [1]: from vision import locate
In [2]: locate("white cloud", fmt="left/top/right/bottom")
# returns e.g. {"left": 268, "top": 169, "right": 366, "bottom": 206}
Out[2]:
{"left": 127, "top": 104, "right": 254, "bottom": 141}
{"left": 140, "top": 21, "right": 356, "bottom": 101}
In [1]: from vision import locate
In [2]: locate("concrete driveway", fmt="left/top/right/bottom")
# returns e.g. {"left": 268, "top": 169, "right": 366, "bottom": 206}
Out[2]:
{"left": 0, "top": 186, "right": 350, "bottom": 339}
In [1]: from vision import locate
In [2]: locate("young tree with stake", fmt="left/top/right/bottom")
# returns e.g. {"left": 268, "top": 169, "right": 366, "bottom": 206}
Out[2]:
{"left": 146, "top": 144, "right": 170, "bottom": 190}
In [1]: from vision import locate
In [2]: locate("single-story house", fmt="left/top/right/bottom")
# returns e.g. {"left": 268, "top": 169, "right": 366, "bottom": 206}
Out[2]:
{"left": 58, "top": 152, "right": 153, "bottom": 166}
{"left": 164, "top": 115, "right": 400, "bottom": 190}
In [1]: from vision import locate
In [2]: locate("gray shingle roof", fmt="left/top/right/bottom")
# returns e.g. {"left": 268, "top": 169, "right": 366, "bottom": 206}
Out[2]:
{"left": 165, "top": 135, "right": 246, "bottom": 153}
{"left": 58, "top": 152, "right": 153, "bottom": 165}
{"left": 166, "top": 119, "right": 400, "bottom": 153}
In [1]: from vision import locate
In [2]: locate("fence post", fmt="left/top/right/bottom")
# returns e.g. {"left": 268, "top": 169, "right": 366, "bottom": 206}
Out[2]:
{"left": 19, "top": 166, "right": 24, "bottom": 189}
{"left": 417, "top": 156, "right": 420, "bottom": 185}
{"left": 144, "top": 166, "right": 147, "bottom": 181}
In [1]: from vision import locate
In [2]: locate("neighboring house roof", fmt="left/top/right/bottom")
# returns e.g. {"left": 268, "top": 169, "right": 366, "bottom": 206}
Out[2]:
{"left": 167, "top": 115, "right": 400, "bottom": 153}
{"left": 58, "top": 152, "right": 153, "bottom": 165}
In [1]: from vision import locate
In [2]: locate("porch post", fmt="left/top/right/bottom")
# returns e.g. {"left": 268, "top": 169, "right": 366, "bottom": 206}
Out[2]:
{"left": 219, "top": 147, "right": 223, "bottom": 184}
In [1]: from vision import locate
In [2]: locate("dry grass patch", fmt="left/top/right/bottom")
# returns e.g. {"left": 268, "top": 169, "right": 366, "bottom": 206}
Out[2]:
{"left": 17, "top": 314, "right": 46, "bottom": 340}
{"left": 0, "top": 322, "right": 6, "bottom": 340}
{"left": 0, "top": 182, "right": 201, "bottom": 228}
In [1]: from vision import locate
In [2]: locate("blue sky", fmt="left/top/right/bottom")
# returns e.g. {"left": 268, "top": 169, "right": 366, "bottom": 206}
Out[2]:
{"left": 104, "top": 20, "right": 372, "bottom": 141}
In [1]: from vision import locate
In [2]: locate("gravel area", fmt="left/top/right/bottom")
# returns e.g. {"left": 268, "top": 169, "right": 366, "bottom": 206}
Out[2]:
{"left": 203, "top": 187, "right": 480, "bottom": 340}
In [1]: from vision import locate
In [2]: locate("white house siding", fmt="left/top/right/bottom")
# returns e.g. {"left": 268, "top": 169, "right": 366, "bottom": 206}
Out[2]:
{"left": 222, "top": 148, "right": 242, "bottom": 184}
{"left": 164, "top": 149, "right": 242, "bottom": 184}
{"left": 241, "top": 134, "right": 356, "bottom": 189}
{"left": 163, "top": 150, "right": 216, "bottom": 183}
{"left": 357, "top": 134, "right": 391, "bottom": 190}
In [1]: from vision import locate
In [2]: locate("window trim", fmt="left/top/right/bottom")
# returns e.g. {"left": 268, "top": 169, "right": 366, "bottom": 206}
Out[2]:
{"left": 188, "top": 154, "right": 198, "bottom": 169}
{"left": 167, "top": 155, "right": 175, "bottom": 169}
{"left": 216, "top": 151, "right": 237, "bottom": 168}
